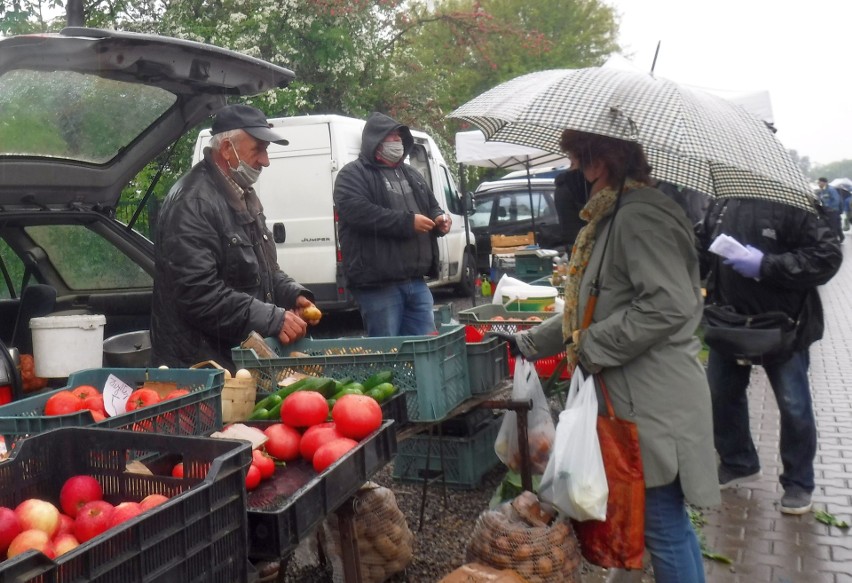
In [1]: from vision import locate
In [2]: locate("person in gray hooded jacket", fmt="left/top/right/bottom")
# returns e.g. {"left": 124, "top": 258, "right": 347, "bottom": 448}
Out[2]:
{"left": 333, "top": 112, "right": 451, "bottom": 336}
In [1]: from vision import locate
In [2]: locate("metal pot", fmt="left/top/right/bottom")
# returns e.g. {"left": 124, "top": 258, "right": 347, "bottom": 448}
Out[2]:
{"left": 103, "top": 330, "right": 152, "bottom": 368}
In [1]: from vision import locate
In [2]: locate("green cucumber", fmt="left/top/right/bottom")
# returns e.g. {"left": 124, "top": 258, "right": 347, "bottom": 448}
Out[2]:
{"left": 267, "top": 399, "right": 284, "bottom": 420}
{"left": 253, "top": 393, "right": 282, "bottom": 413}
{"left": 364, "top": 388, "right": 385, "bottom": 403}
{"left": 248, "top": 407, "right": 270, "bottom": 421}
{"left": 362, "top": 370, "right": 393, "bottom": 391}
{"left": 331, "top": 387, "right": 364, "bottom": 401}
{"left": 275, "top": 377, "right": 312, "bottom": 399}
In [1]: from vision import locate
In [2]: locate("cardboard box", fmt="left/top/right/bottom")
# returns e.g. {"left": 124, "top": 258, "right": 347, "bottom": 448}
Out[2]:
{"left": 491, "top": 232, "right": 535, "bottom": 248}
{"left": 439, "top": 562, "right": 527, "bottom": 583}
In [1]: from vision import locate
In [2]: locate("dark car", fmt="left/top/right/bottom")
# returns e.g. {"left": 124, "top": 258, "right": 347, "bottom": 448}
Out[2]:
{"left": 0, "top": 28, "right": 293, "bottom": 400}
{"left": 468, "top": 176, "right": 568, "bottom": 272}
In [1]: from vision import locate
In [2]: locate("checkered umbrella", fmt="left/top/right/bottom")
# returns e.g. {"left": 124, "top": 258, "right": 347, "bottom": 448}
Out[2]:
{"left": 450, "top": 68, "right": 816, "bottom": 212}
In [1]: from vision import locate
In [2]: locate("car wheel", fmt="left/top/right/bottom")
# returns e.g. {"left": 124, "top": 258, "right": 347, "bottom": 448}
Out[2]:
{"left": 455, "top": 250, "right": 477, "bottom": 297}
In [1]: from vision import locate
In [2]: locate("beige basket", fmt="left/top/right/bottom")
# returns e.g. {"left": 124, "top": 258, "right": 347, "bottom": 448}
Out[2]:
{"left": 191, "top": 360, "right": 257, "bottom": 423}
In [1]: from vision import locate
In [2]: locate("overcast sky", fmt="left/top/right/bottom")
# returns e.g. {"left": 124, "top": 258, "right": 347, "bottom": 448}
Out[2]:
{"left": 606, "top": 0, "right": 851, "bottom": 166}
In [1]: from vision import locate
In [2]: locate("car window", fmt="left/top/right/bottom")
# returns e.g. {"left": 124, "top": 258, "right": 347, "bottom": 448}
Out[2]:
{"left": 408, "top": 144, "right": 432, "bottom": 191}
{"left": 24, "top": 225, "right": 151, "bottom": 291}
{"left": 0, "top": 70, "right": 175, "bottom": 164}
{"left": 0, "top": 239, "right": 24, "bottom": 299}
{"left": 469, "top": 197, "right": 494, "bottom": 228}
{"left": 494, "top": 190, "right": 553, "bottom": 225}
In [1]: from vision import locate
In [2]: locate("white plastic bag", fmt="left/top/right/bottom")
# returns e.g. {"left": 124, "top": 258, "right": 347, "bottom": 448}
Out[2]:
{"left": 539, "top": 368, "right": 608, "bottom": 521}
{"left": 494, "top": 358, "right": 555, "bottom": 474}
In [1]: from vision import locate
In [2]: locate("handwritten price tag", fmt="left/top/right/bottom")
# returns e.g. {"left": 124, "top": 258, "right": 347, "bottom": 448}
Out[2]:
{"left": 103, "top": 374, "right": 134, "bottom": 417}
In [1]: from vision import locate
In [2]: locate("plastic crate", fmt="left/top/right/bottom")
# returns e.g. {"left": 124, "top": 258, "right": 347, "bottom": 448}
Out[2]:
{"left": 245, "top": 420, "right": 397, "bottom": 560}
{"left": 439, "top": 408, "right": 497, "bottom": 437}
{"left": 0, "top": 426, "right": 252, "bottom": 583}
{"left": 0, "top": 368, "right": 223, "bottom": 444}
{"left": 458, "top": 304, "right": 557, "bottom": 337}
{"left": 433, "top": 302, "right": 455, "bottom": 327}
{"left": 466, "top": 335, "right": 509, "bottom": 395}
{"left": 514, "top": 253, "right": 553, "bottom": 282}
{"left": 392, "top": 413, "right": 503, "bottom": 489}
{"left": 232, "top": 325, "right": 470, "bottom": 422}
{"left": 509, "top": 352, "right": 571, "bottom": 380}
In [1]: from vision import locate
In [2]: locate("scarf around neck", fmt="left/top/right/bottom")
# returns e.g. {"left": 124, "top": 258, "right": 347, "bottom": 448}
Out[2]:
{"left": 561, "top": 178, "right": 647, "bottom": 361}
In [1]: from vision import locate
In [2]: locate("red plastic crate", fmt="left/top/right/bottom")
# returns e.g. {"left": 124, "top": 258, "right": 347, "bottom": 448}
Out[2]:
{"left": 507, "top": 349, "right": 571, "bottom": 380}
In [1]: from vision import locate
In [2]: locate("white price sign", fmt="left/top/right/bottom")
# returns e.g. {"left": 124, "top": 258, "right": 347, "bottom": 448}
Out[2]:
{"left": 102, "top": 374, "right": 134, "bottom": 417}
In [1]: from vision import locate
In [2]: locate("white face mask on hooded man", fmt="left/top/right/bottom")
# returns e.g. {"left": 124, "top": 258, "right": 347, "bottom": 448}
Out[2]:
{"left": 378, "top": 140, "right": 405, "bottom": 164}
{"left": 229, "top": 142, "right": 262, "bottom": 188}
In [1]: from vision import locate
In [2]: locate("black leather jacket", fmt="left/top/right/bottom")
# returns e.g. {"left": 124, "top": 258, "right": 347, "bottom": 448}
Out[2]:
{"left": 151, "top": 149, "right": 311, "bottom": 371}
{"left": 696, "top": 197, "right": 842, "bottom": 351}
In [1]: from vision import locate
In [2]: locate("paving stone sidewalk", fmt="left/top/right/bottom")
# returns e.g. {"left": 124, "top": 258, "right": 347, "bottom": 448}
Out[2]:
{"left": 701, "top": 239, "right": 852, "bottom": 583}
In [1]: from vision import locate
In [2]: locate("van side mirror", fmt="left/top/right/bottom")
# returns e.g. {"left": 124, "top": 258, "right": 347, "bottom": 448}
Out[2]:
{"left": 272, "top": 223, "right": 286, "bottom": 244}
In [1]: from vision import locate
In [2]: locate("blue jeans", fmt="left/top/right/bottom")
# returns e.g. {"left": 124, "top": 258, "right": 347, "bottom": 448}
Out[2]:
{"left": 350, "top": 279, "right": 436, "bottom": 337}
{"left": 707, "top": 348, "right": 815, "bottom": 493}
{"left": 644, "top": 478, "right": 705, "bottom": 583}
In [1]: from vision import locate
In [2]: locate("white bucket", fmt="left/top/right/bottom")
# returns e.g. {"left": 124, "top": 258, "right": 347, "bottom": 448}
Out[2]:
{"left": 499, "top": 285, "right": 559, "bottom": 311}
{"left": 30, "top": 315, "right": 106, "bottom": 378}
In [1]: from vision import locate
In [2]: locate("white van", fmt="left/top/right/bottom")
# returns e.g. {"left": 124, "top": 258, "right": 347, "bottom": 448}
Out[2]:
{"left": 192, "top": 114, "right": 476, "bottom": 311}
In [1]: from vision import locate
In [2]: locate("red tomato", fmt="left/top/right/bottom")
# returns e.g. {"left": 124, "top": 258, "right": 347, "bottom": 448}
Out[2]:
{"left": 164, "top": 389, "right": 190, "bottom": 400}
{"left": 171, "top": 463, "right": 184, "bottom": 478}
{"left": 300, "top": 422, "right": 344, "bottom": 462}
{"left": 332, "top": 394, "right": 383, "bottom": 440}
{"left": 312, "top": 438, "right": 358, "bottom": 473}
{"left": 251, "top": 450, "right": 275, "bottom": 480}
{"left": 44, "top": 391, "right": 83, "bottom": 416}
{"left": 263, "top": 424, "right": 301, "bottom": 461}
{"left": 245, "top": 465, "right": 261, "bottom": 491}
{"left": 125, "top": 388, "right": 160, "bottom": 412}
{"left": 280, "top": 391, "right": 329, "bottom": 428}
{"left": 71, "top": 385, "right": 99, "bottom": 400}
{"left": 82, "top": 395, "right": 106, "bottom": 416}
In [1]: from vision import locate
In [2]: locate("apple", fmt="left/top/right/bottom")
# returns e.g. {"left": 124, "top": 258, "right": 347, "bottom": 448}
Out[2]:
{"left": 139, "top": 494, "right": 169, "bottom": 512}
{"left": 74, "top": 500, "right": 114, "bottom": 543}
{"left": 0, "top": 507, "right": 22, "bottom": 555}
{"left": 60, "top": 475, "right": 104, "bottom": 518}
{"left": 109, "top": 502, "right": 142, "bottom": 528}
{"left": 52, "top": 533, "right": 80, "bottom": 556}
{"left": 15, "top": 499, "right": 60, "bottom": 536}
{"left": 55, "top": 514, "right": 75, "bottom": 538}
{"left": 7, "top": 529, "right": 54, "bottom": 559}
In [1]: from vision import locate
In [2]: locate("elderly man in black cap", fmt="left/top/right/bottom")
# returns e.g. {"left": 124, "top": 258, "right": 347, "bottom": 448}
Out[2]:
{"left": 151, "top": 104, "right": 317, "bottom": 371}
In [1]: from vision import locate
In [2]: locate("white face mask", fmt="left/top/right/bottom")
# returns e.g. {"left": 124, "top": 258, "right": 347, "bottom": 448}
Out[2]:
{"left": 379, "top": 140, "right": 405, "bottom": 164}
{"left": 229, "top": 142, "right": 261, "bottom": 187}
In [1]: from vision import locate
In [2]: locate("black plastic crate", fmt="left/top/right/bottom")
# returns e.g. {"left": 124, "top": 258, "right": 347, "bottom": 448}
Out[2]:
{"left": 0, "top": 368, "right": 223, "bottom": 444}
{"left": 380, "top": 391, "right": 408, "bottom": 427}
{"left": 439, "top": 408, "right": 497, "bottom": 437}
{"left": 245, "top": 420, "right": 397, "bottom": 560}
{"left": 0, "top": 427, "right": 252, "bottom": 582}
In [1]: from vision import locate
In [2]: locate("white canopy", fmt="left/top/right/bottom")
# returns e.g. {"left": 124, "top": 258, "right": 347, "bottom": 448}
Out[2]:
{"left": 455, "top": 129, "right": 570, "bottom": 170}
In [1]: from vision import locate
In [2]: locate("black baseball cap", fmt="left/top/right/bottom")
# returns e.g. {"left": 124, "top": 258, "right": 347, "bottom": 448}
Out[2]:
{"left": 211, "top": 104, "right": 289, "bottom": 145}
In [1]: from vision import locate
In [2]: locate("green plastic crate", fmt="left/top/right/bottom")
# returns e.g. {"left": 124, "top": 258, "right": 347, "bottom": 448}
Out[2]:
{"left": 392, "top": 413, "right": 503, "bottom": 489}
{"left": 232, "top": 325, "right": 470, "bottom": 422}
{"left": 0, "top": 368, "right": 223, "bottom": 444}
{"left": 466, "top": 336, "right": 509, "bottom": 395}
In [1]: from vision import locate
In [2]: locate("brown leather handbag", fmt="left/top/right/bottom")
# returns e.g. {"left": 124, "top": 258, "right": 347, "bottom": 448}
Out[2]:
{"left": 572, "top": 375, "right": 645, "bottom": 569}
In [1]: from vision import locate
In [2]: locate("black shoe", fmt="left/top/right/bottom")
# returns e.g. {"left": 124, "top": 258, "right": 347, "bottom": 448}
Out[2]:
{"left": 718, "top": 465, "right": 760, "bottom": 490}
{"left": 780, "top": 489, "right": 812, "bottom": 515}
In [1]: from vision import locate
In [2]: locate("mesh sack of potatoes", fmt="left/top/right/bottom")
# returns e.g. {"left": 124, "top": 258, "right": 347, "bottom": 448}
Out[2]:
{"left": 320, "top": 482, "right": 414, "bottom": 583}
{"left": 466, "top": 491, "right": 582, "bottom": 582}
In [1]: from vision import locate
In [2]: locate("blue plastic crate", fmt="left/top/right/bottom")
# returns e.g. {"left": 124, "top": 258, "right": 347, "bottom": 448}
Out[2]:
{"left": 392, "top": 413, "right": 503, "bottom": 489}
{"left": 0, "top": 368, "right": 223, "bottom": 444}
{"left": 466, "top": 336, "right": 509, "bottom": 395}
{"left": 232, "top": 326, "right": 470, "bottom": 422}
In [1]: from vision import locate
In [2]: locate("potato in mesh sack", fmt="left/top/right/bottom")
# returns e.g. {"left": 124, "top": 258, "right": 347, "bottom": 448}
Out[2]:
{"left": 466, "top": 492, "right": 582, "bottom": 582}
{"left": 320, "top": 482, "right": 414, "bottom": 583}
